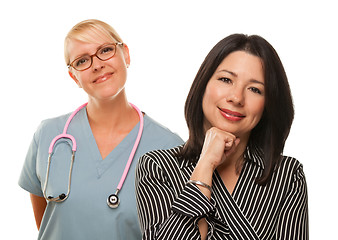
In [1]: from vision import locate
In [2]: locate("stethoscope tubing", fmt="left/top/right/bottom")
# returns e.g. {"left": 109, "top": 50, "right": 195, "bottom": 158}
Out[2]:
{"left": 43, "top": 102, "right": 143, "bottom": 206}
{"left": 43, "top": 103, "right": 88, "bottom": 202}
{"left": 48, "top": 103, "right": 88, "bottom": 154}
{"left": 116, "top": 103, "right": 143, "bottom": 191}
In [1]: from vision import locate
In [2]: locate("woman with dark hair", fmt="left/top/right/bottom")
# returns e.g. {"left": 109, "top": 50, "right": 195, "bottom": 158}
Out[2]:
{"left": 136, "top": 34, "right": 308, "bottom": 239}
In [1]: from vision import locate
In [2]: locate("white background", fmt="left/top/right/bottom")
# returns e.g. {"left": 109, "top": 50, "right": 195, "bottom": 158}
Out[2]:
{"left": 1, "top": 0, "right": 337, "bottom": 238}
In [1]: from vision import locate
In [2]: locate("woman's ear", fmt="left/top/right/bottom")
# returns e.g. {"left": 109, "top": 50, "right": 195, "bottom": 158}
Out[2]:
{"left": 122, "top": 43, "right": 131, "bottom": 67}
{"left": 68, "top": 71, "right": 82, "bottom": 88}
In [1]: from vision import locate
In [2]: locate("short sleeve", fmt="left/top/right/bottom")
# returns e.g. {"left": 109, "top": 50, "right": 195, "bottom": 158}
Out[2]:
{"left": 18, "top": 131, "right": 44, "bottom": 197}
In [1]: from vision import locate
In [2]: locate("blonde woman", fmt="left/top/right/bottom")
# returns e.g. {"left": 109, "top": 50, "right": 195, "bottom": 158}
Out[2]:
{"left": 19, "top": 19, "right": 183, "bottom": 240}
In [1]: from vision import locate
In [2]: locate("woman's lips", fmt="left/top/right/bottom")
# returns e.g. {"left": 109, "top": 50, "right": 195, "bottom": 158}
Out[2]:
{"left": 93, "top": 73, "right": 113, "bottom": 83}
{"left": 218, "top": 107, "right": 245, "bottom": 121}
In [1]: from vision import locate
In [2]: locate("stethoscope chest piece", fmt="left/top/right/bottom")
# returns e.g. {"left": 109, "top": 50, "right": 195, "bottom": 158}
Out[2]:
{"left": 107, "top": 193, "right": 120, "bottom": 209}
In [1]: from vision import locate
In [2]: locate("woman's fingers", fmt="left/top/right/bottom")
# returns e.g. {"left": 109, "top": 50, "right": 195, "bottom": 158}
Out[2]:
{"left": 224, "top": 137, "right": 240, "bottom": 158}
{"left": 200, "top": 127, "right": 239, "bottom": 169}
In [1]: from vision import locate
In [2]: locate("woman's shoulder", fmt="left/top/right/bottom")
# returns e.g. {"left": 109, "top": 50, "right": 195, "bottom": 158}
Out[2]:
{"left": 279, "top": 155, "right": 303, "bottom": 170}
{"left": 246, "top": 147, "right": 305, "bottom": 181}
{"left": 140, "top": 145, "right": 183, "bottom": 163}
{"left": 277, "top": 155, "right": 306, "bottom": 182}
{"left": 137, "top": 145, "right": 195, "bottom": 191}
{"left": 33, "top": 111, "right": 74, "bottom": 140}
{"left": 138, "top": 145, "right": 194, "bottom": 170}
{"left": 143, "top": 114, "right": 179, "bottom": 134}
{"left": 40, "top": 112, "right": 71, "bottom": 127}
{"left": 142, "top": 114, "right": 184, "bottom": 146}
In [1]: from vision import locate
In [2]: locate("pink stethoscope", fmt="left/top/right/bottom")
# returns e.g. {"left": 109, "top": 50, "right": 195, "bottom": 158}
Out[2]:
{"left": 42, "top": 102, "right": 144, "bottom": 208}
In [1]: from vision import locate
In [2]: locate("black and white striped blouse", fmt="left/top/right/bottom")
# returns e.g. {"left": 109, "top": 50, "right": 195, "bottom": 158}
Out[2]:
{"left": 135, "top": 145, "right": 308, "bottom": 239}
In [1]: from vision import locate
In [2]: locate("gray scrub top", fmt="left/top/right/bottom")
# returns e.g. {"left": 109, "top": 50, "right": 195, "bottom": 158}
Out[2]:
{"left": 19, "top": 106, "right": 183, "bottom": 240}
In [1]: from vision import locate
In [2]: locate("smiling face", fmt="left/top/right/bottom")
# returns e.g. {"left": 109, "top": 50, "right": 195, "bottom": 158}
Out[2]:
{"left": 67, "top": 32, "right": 130, "bottom": 102}
{"left": 202, "top": 50, "right": 265, "bottom": 141}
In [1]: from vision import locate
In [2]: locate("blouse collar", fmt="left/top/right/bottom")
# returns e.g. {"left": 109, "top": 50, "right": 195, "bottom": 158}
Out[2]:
{"left": 244, "top": 146, "right": 265, "bottom": 169}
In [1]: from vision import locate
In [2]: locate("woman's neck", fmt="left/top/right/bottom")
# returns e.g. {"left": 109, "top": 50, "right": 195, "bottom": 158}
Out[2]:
{"left": 86, "top": 92, "right": 139, "bottom": 132}
{"left": 85, "top": 91, "right": 140, "bottom": 160}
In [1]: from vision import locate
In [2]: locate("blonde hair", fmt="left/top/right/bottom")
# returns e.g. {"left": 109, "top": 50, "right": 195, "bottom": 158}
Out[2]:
{"left": 64, "top": 19, "right": 123, "bottom": 65}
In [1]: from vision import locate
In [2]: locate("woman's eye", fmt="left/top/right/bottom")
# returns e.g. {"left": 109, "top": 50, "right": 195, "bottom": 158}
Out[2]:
{"left": 249, "top": 87, "right": 262, "bottom": 95}
{"left": 219, "top": 77, "right": 232, "bottom": 83}
{"left": 100, "top": 46, "right": 114, "bottom": 54}
{"left": 75, "top": 57, "right": 89, "bottom": 66}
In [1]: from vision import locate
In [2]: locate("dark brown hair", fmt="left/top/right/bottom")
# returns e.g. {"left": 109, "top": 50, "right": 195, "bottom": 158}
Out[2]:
{"left": 179, "top": 34, "right": 294, "bottom": 185}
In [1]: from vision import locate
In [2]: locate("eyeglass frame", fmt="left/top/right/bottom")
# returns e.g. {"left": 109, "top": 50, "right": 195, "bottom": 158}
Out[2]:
{"left": 67, "top": 42, "right": 124, "bottom": 71}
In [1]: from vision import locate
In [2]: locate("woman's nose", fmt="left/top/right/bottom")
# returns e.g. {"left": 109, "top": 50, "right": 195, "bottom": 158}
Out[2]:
{"left": 227, "top": 87, "right": 244, "bottom": 106}
{"left": 92, "top": 56, "right": 105, "bottom": 71}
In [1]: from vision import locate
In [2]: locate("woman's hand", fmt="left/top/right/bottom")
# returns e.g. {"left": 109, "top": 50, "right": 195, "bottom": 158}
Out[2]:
{"left": 191, "top": 127, "right": 240, "bottom": 240}
{"left": 199, "top": 127, "right": 240, "bottom": 170}
{"left": 190, "top": 127, "right": 240, "bottom": 199}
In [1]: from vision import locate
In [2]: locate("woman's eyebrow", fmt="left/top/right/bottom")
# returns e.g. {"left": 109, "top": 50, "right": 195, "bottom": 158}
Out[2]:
{"left": 249, "top": 79, "right": 265, "bottom": 86}
{"left": 218, "top": 69, "right": 264, "bottom": 85}
{"left": 218, "top": 69, "right": 237, "bottom": 77}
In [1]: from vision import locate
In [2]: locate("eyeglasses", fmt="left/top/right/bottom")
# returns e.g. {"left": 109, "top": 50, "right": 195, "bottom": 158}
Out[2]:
{"left": 68, "top": 43, "right": 123, "bottom": 71}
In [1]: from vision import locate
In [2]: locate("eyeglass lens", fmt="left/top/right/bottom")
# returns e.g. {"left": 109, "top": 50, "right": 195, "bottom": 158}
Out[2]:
{"left": 72, "top": 44, "right": 117, "bottom": 71}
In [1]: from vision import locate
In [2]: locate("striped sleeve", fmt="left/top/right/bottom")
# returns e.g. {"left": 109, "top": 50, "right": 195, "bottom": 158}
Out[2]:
{"left": 136, "top": 151, "right": 205, "bottom": 240}
{"left": 171, "top": 183, "right": 216, "bottom": 218}
{"left": 275, "top": 164, "right": 309, "bottom": 239}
